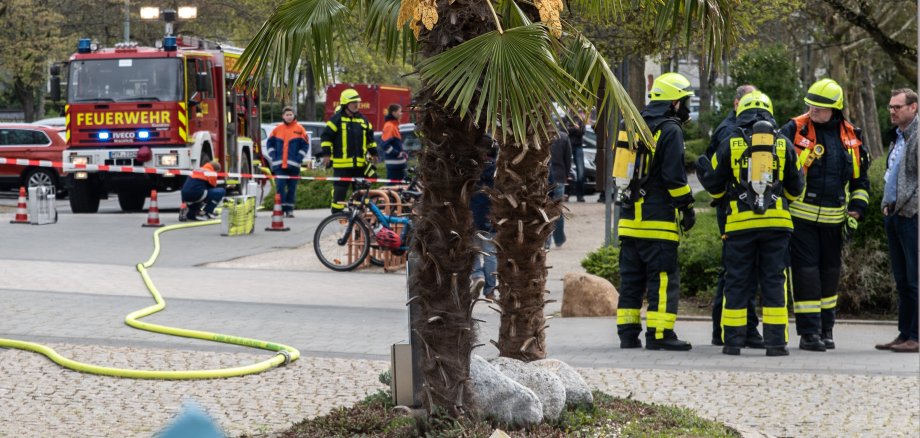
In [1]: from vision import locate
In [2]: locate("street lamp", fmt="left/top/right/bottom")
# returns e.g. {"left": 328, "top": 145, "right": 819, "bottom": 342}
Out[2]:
{"left": 139, "top": 6, "right": 197, "bottom": 36}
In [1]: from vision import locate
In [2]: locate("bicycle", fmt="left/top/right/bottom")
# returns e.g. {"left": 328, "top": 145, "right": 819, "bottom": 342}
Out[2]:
{"left": 313, "top": 175, "right": 421, "bottom": 272}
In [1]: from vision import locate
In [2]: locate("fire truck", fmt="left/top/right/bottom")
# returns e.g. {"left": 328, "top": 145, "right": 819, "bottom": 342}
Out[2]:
{"left": 51, "top": 35, "right": 260, "bottom": 213}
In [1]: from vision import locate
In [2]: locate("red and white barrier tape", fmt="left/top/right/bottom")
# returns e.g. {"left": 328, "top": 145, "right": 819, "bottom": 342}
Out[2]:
{"left": 0, "top": 157, "right": 407, "bottom": 184}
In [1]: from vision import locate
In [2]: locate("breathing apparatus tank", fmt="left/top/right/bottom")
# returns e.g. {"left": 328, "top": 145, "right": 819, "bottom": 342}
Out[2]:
{"left": 612, "top": 130, "right": 648, "bottom": 203}
{"left": 746, "top": 120, "right": 778, "bottom": 214}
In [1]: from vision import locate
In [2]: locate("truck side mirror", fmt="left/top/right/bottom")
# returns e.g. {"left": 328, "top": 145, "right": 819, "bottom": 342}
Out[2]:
{"left": 50, "top": 76, "right": 61, "bottom": 102}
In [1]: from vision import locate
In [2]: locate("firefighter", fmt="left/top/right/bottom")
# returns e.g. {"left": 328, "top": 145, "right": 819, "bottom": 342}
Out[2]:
{"left": 615, "top": 72, "right": 696, "bottom": 351}
{"left": 180, "top": 160, "right": 226, "bottom": 221}
{"left": 320, "top": 88, "right": 378, "bottom": 213}
{"left": 707, "top": 84, "right": 765, "bottom": 349}
{"left": 699, "top": 90, "right": 804, "bottom": 356}
{"left": 779, "top": 78, "right": 870, "bottom": 352}
{"left": 265, "top": 107, "right": 310, "bottom": 218}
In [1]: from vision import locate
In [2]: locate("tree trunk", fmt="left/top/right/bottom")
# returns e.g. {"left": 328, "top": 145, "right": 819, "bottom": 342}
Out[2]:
{"left": 304, "top": 61, "right": 317, "bottom": 121}
{"left": 408, "top": 0, "right": 494, "bottom": 416}
{"left": 698, "top": 54, "right": 713, "bottom": 140}
{"left": 14, "top": 79, "right": 36, "bottom": 122}
{"left": 856, "top": 62, "right": 883, "bottom": 159}
{"left": 493, "top": 124, "right": 558, "bottom": 360}
{"left": 626, "top": 54, "right": 646, "bottom": 108}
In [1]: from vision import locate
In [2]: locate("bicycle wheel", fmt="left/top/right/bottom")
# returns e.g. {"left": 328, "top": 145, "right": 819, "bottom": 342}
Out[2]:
{"left": 313, "top": 212, "right": 371, "bottom": 271}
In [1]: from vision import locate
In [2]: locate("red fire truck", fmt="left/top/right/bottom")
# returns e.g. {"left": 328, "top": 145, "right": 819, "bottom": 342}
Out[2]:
{"left": 52, "top": 36, "right": 260, "bottom": 213}
{"left": 324, "top": 83, "right": 411, "bottom": 129}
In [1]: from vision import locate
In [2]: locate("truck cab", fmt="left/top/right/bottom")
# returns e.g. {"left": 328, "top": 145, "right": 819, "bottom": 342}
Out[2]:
{"left": 55, "top": 36, "right": 260, "bottom": 213}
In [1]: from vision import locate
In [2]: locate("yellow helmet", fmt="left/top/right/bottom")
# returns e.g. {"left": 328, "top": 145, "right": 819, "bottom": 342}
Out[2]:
{"left": 736, "top": 90, "right": 773, "bottom": 116}
{"left": 804, "top": 78, "right": 844, "bottom": 110}
{"left": 340, "top": 88, "right": 361, "bottom": 105}
{"left": 648, "top": 72, "right": 695, "bottom": 101}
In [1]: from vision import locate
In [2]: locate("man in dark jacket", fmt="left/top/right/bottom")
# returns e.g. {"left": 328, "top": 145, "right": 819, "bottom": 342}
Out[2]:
{"left": 706, "top": 84, "right": 765, "bottom": 349}
{"left": 548, "top": 130, "right": 572, "bottom": 247}
{"left": 567, "top": 110, "right": 587, "bottom": 202}
{"left": 180, "top": 160, "right": 225, "bottom": 221}
{"left": 470, "top": 136, "right": 498, "bottom": 300}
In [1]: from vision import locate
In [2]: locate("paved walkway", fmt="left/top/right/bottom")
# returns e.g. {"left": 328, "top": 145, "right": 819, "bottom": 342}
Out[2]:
{"left": 0, "top": 201, "right": 917, "bottom": 437}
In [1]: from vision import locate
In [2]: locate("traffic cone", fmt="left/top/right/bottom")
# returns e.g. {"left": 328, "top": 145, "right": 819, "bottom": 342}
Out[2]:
{"left": 265, "top": 193, "right": 289, "bottom": 232}
{"left": 10, "top": 186, "right": 29, "bottom": 224}
{"left": 143, "top": 190, "right": 164, "bottom": 227}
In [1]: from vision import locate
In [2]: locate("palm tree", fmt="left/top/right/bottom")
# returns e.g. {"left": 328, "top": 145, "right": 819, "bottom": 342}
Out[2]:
{"left": 235, "top": 0, "right": 736, "bottom": 416}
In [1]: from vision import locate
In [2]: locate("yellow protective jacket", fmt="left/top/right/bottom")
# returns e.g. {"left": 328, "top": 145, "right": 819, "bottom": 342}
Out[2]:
{"left": 701, "top": 111, "right": 805, "bottom": 235}
{"left": 617, "top": 102, "right": 694, "bottom": 243}
{"left": 320, "top": 107, "right": 378, "bottom": 169}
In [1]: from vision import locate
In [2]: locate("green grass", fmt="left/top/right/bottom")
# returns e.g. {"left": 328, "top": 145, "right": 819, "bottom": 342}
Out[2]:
{"left": 258, "top": 389, "right": 739, "bottom": 437}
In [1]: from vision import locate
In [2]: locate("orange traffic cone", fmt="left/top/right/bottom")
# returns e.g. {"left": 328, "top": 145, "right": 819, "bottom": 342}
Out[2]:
{"left": 10, "top": 186, "right": 29, "bottom": 224}
{"left": 265, "top": 193, "right": 289, "bottom": 232}
{"left": 143, "top": 190, "right": 164, "bottom": 227}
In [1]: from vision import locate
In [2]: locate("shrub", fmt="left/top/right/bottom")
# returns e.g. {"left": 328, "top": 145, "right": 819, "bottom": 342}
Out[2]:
{"left": 260, "top": 164, "right": 388, "bottom": 210}
{"left": 838, "top": 162, "right": 896, "bottom": 315}
{"left": 582, "top": 209, "right": 722, "bottom": 298}
{"left": 684, "top": 138, "right": 707, "bottom": 173}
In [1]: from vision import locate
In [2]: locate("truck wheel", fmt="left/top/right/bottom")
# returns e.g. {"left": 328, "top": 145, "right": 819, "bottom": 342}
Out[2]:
{"left": 69, "top": 179, "right": 100, "bottom": 213}
{"left": 117, "top": 185, "right": 148, "bottom": 212}
{"left": 240, "top": 153, "right": 252, "bottom": 194}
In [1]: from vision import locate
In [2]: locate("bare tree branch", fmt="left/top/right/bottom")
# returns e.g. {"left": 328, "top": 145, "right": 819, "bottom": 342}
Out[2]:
{"left": 822, "top": 0, "right": 917, "bottom": 82}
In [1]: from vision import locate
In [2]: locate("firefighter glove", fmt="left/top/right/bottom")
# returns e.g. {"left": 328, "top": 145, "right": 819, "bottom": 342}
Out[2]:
{"left": 680, "top": 207, "right": 696, "bottom": 232}
{"left": 846, "top": 215, "right": 859, "bottom": 231}
{"left": 696, "top": 155, "right": 713, "bottom": 177}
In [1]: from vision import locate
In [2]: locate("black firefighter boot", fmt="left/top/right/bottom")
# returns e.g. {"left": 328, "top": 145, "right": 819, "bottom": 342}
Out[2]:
{"left": 799, "top": 333, "right": 827, "bottom": 352}
{"left": 646, "top": 329, "right": 692, "bottom": 351}
{"left": 821, "top": 329, "right": 835, "bottom": 350}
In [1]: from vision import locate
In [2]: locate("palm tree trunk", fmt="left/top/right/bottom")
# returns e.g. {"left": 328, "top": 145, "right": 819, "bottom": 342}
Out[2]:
{"left": 493, "top": 124, "right": 559, "bottom": 360}
{"left": 408, "top": 0, "right": 493, "bottom": 416}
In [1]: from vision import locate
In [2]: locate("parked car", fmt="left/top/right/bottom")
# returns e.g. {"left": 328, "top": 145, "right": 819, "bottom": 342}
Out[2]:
{"left": 31, "top": 117, "right": 66, "bottom": 128}
{"left": 373, "top": 123, "right": 422, "bottom": 157}
{"left": 0, "top": 123, "right": 69, "bottom": 195}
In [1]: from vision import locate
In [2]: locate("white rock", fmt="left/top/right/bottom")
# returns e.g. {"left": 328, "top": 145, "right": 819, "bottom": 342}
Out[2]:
{"left": 469, "top": 355, "right": 544, "bottom": 427}
{"left": 531, "top": 358, "right": 594, "bottom": 408}
{"left": 489, "top": 357, "right": 566, "bottom": 421}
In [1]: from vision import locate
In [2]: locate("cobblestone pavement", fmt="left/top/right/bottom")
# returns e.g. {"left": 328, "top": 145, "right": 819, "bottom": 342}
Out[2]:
{"left": 0, "top": 201, "right": 918, "bottom": 437}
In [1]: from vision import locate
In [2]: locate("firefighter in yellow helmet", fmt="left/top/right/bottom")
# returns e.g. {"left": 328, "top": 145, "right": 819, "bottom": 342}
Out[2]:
{"left": 614, "top": 72, "right": 696, "bottom": 351}
{"left": 779, "top": 78, "right": 870, "bottom": 352}
{"left": 698, "top": 90, "right": 805, "bottom": 356}
{"left": 320, "top": 88, "right": 379, "bottom": 213}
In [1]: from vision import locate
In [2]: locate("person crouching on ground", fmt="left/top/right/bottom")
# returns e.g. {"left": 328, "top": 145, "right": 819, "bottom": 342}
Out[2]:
{"left": 181, "top": 160, "right": 225, "bottom": 221}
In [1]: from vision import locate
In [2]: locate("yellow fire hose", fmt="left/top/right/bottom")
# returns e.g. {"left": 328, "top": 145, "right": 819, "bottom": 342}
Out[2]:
{"left": 0, "top": 217, "right": 300, "bottom": 379}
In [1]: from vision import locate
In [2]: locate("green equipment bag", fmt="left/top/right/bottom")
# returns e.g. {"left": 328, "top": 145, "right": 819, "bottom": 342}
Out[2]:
{"left": 220, "top": 195, "right": 256, "bottom": 236}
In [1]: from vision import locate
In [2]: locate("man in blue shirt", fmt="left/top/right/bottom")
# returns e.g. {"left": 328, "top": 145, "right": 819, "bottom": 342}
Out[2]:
{"left": 876, "top": 88, "right": 919, "bottom": 353}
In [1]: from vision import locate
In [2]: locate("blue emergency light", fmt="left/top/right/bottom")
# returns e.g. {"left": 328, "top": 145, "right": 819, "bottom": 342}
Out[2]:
{"left": 97, "top": 131, "right": 111, "bottom": 140}
{"left": 78, "top": 38, "right": 92, "bottom": 53}
{"left": 163, "top": 36, "right": 177, "bottom": 52}
{"left": 137, "top": 130, "right": 150, "bottom": 140}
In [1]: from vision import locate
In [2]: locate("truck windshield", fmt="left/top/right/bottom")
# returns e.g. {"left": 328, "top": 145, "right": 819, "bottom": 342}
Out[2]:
{"left": 68, "top": 58, "right": 182, "bottom": 103}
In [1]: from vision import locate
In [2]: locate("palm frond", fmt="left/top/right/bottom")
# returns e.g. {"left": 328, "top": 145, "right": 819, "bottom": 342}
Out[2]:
{"left": 564, "top": 0, "right": 637, "bottom": 23}
{"left": 363, "top": 0, "right": 418, "bottom": 63}
{"left": 496, "top": 0, "right": 532, "bottom": 29}
{"left": 653, "top": 0, "right": 740, "bottom": 69}
{"left": 418, "top": 24, "right": 590, "bottom": 146}
{"left": 559, "top": 32, "right": 654, "bottom": 151}
{"left": 234, "top": 0, "right": 351, "bottom": 92}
